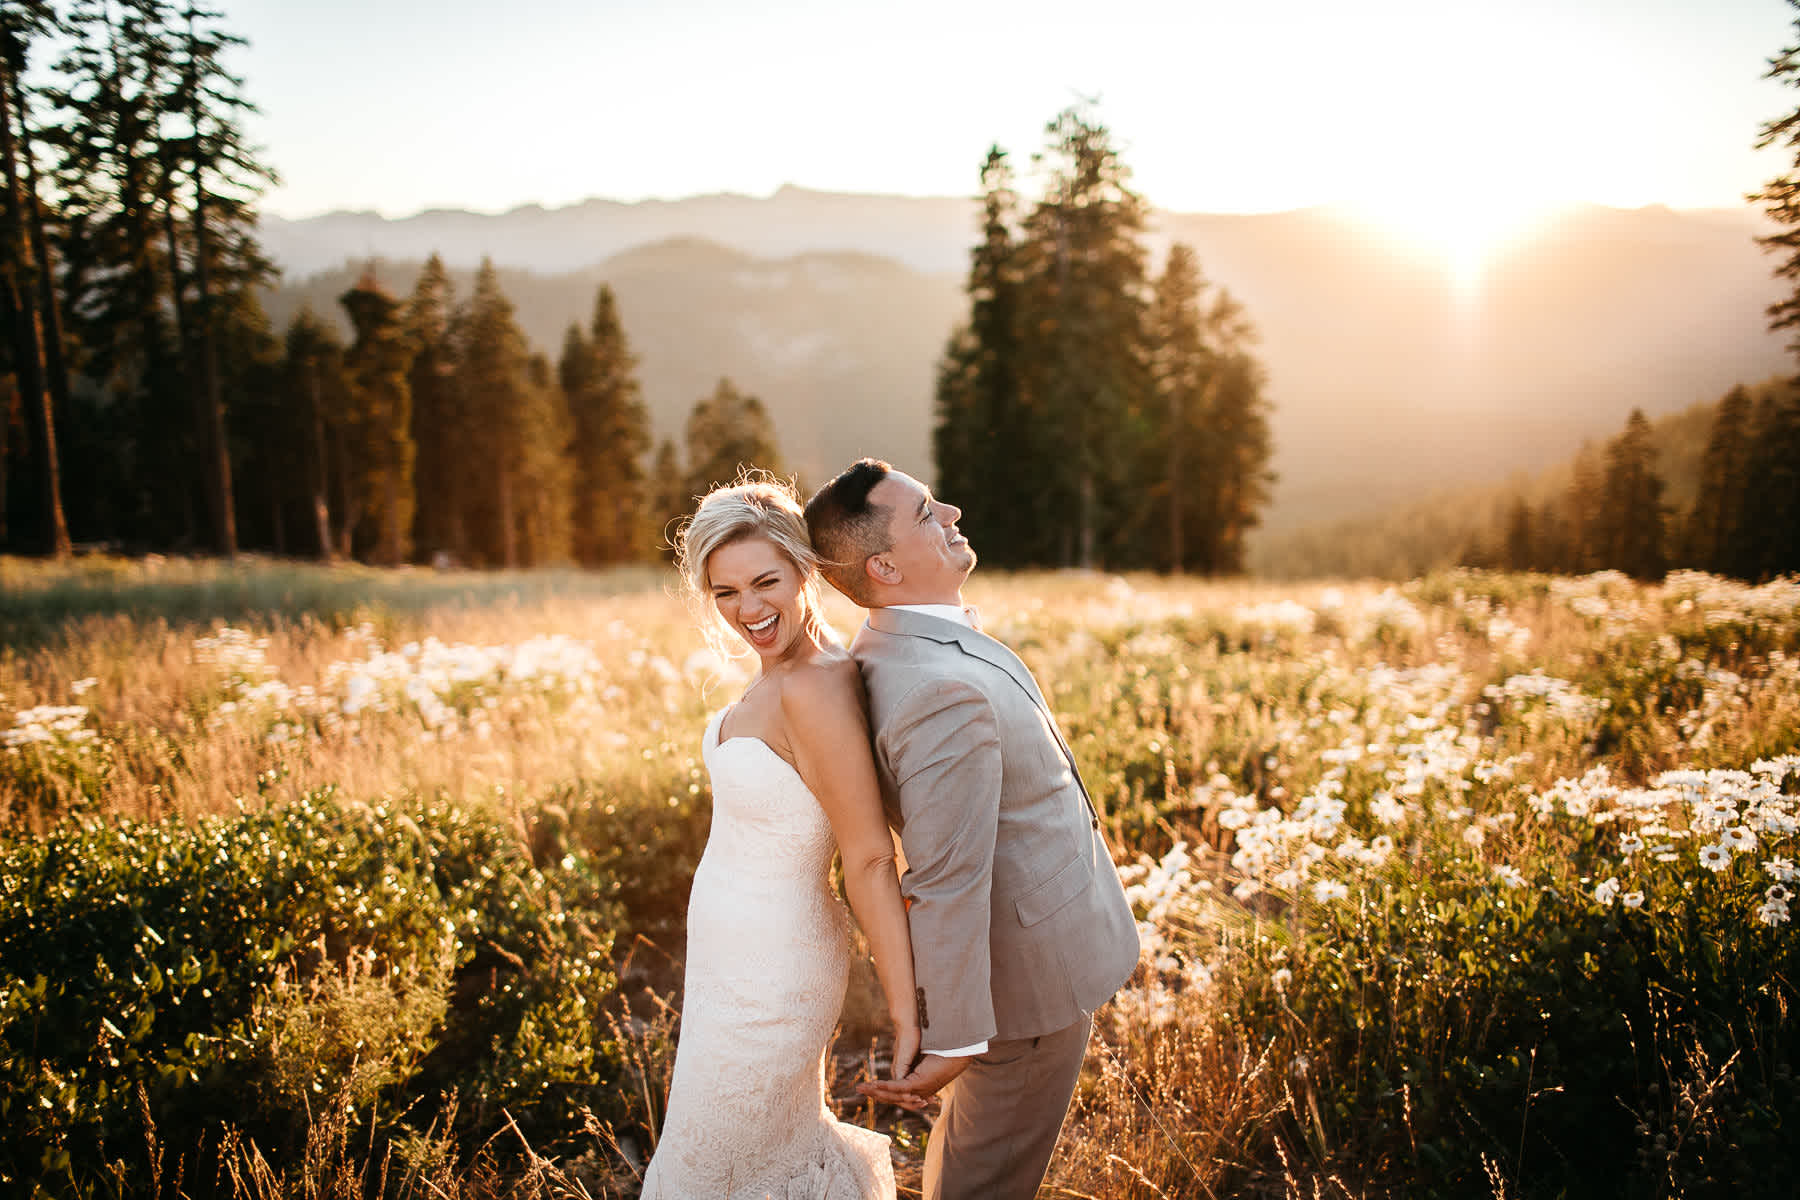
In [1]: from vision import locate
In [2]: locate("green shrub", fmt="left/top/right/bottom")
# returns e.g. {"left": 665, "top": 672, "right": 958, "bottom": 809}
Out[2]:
{"left": 0, "top": 790, "right": 627, "bottom": 1196}
{"left": 1193, "top": 759, "right": 1800, "bottom": 1199}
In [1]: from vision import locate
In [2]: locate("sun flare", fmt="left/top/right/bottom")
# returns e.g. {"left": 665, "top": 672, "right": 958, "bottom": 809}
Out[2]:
{"left": 1347, "top": 184, "right": 1561, "bottom": 296}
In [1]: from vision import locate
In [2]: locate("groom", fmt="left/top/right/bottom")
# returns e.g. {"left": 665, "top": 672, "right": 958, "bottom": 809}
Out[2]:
{"left": 804, "top": 459, "right": 1141, "bottom": 1200}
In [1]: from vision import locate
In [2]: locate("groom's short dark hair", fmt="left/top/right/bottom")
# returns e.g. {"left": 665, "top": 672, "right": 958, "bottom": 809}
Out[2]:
{"left": 805, "top": 458, "right": 893, "bottom": 606}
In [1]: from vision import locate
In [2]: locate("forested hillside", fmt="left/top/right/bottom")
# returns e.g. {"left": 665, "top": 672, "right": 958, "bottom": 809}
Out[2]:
{"left": 1255, "top": 385, "right": 1790, "bottom": 579}
{"left": 263, "top": 201, "right": 1790, "bottom": 537}
{"left": 263, "top": 244, "right": 962, "bottom": 490}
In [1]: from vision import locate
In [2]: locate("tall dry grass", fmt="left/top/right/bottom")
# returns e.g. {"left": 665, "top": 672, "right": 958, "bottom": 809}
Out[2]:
{"left": 4, "top": 560, "right": 1798, "bottom": 1197}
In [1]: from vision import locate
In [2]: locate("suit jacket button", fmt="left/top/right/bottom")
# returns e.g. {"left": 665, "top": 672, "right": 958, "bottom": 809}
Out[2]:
{"left": 1091, "top": 817, "right": 1100, "bottom": 830}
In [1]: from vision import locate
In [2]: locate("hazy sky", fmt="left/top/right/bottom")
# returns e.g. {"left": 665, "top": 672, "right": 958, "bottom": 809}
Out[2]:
{"left": 231, "top": 0, "right": 1797, "bottom": 222}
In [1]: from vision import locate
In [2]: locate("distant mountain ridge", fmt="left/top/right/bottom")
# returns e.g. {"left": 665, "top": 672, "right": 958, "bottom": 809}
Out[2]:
{"left": 257, "top": 189, "right": 1791, "bottom": 542}
{"left": 260, "top": 185, "right": 980, "bottom": 277}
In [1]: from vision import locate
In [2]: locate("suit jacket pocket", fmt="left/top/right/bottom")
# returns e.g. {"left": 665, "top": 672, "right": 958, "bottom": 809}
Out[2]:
{"left": 1015, "top": 850, "right": 1091, "bottom": 927}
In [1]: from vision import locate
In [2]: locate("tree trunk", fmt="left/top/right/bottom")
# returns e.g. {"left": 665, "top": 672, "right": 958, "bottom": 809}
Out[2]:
{"left": 188, "top": 155, "right": 235, "bottom": 558}
{"left": 383, "top": 469, "right": 401, "bottom": 565}
{"left": 12, "top": 66, "right": 74, "bottom": 494}
{"left": 499, "top": 466, "right": 517, "bottom": 568}
{"left": 0, "top": 40, "right": 69, "bottom": 557}
{"left": 307, "top": 361, "right": 334, "bottom": 560}
{"left": 1167, "top": 380, "right": 1183, "bottom": 573}
{"left": 333, "top": 421, "right": 356, "bottom": 560}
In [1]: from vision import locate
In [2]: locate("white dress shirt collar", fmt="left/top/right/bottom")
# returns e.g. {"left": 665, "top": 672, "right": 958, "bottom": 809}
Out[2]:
{"left": 887, "top": 602, "right": 971, "bottom": 628}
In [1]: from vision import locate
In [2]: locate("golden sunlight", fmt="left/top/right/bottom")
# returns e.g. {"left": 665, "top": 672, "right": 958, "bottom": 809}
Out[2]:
{"left": 1347, "top": 182, "right": 1559, "bottom": 297}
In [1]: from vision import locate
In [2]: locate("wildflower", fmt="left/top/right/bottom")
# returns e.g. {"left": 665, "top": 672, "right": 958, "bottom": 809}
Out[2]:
{"left": 1720, "top": 826, "right": 1756, "bottom": 853}
{"left": 1313, "top": 880, "right": 1349, "bottom": 903}
{"left": 1461, "top": 825, "right": 1487, "bottom": 848}
{"left": 1622, "top": 891, "right": 1645, "bottom": 909}
{"left": 71, "top": 677, "right": 99, "bottom": 696}
{"left": 1699, "top": 844, "right": 1732, "bottom": 873}
{"left": 1492, "top": 864, "right": 1526, "bottom": 889}
{"left": 1618, "top": 833, "right": 1644, "bottom": 856}
{"left": 1370, "top": 790, "right": 1407, "bottom": 825}
{"left": 1756, "top": 897, "right": 1790, "bottom": 927}
{"left": 1271, "top": 967, "right": 1293, "bottom": 991}
{"left": 1764, "top": 857, "right": 1798, "bottom": 884}
{"left": 1594, "top": 878, "right": 1621, "bottom": 906}
{"left": 1768, "top": 883, "right": 1794, "bottom": 904}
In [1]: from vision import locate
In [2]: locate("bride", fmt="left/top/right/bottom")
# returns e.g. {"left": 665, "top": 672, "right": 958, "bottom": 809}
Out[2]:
{"left": 641, "top": 476, "right": 919, "bottom": 1199}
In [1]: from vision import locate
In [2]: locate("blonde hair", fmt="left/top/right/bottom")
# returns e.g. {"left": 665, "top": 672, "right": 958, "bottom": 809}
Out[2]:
{"left": 674, "top": 472, "right": 828, "bottom": 658}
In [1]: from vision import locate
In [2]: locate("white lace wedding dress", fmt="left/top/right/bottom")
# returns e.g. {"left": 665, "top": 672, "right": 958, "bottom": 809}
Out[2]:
{"left": 639, "top": 710, "right": 895, "bottom": 1200}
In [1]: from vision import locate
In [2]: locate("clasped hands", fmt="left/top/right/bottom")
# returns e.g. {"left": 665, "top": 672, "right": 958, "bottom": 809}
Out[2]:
{"left": 856, "top": 1025, "right": 969, "bottom": 1113}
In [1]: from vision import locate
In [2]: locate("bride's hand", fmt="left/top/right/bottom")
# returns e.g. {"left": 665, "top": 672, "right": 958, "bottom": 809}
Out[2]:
{"left": 890, "top": 1023, "right": 921, "bottom": 1082}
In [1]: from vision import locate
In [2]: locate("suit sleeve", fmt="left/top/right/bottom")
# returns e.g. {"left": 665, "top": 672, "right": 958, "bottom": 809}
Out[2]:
{"left": 883, "top": 676, "right": 1003, "bottom": 1052}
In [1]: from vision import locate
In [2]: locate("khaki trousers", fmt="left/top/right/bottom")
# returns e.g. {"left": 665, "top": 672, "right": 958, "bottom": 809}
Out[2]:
{"left": 922, "top": 1013, "right": 1093, "bottom": 1200}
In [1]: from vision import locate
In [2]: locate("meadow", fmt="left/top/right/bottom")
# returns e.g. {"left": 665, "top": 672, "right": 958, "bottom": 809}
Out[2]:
{"left": 2, "top": 558, "right": 1797, "bottom": 1198}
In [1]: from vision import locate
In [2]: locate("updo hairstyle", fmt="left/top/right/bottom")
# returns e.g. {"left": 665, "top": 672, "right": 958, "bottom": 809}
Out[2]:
{"left": 674, "top": 472, "right": 828, "bottom": 656}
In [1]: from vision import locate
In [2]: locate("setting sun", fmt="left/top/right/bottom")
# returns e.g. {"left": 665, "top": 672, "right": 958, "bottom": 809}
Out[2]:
{"left": 1347, "top": 186, "right": 1561, "bottom": 297}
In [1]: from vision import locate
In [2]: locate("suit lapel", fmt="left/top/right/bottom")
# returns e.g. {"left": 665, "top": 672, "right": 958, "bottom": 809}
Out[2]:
{"left": 865, "top": 607, "right": 1047, "bottom": 713}
{"left": 864, "top": 607, "right": 1093, "bottom": 809}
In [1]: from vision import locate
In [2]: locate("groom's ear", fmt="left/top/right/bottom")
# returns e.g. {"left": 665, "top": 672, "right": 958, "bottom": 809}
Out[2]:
{"left": 865, "top": 553, "right": 900, "bottom": 587}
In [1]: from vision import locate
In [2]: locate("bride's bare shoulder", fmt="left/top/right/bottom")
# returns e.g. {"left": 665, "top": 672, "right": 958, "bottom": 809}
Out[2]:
{"left": 780, "top": 647, "right": 867, "bottom": 712}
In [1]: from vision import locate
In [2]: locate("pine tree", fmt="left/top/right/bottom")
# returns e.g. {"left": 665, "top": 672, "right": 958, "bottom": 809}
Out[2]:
{"left": 454, "top": 259, "right": 569, "bottom": 566}
{"left": 1502, "top": 496, "right": 1535, "bottom": 570}
{"left": 1743, "top": 383, "right": 1800, "bottom": 578}
{"left": 1532, "top": 499, "right": 1570, "bottom": 573}
{"left": 404, "top": 254, "right": 459, "bottom": 561}
{"left": 932, "top": 146, "right": 1038, "bottom": 564}
{"left": 647, "top": 437, "right": 686, "bottom": 560}
{"left": 1689, "top": 385, "right": 1753, "bottom": 576}
{"left": 1148, "top": 243, "right": 1206, "bottom": 571}
{"left": 278, "top": 308, "right": 348, "bottom": 559}
{"left": 165, "top": 2, "right": 258, "bottom": 557}
{"left": 1596, "top": 409, "right": 1667, "bottom": 580}
{"left": 1201, "top": 321, "right": 1275, "bottom": 574}
{"left": 562, "top": 284, "right": 650, "bottom": 564}
{"left": 1557, "top": 441, "right": 1605, "bottom": 573}
{"left": 1143, "top": 244, "right": 1272, "bottom": 574}
{"left": 338, "top": 268, "right": 415, "bottom": 564}
{"left": 518, "top": 350, "right": 573, "bottom": 565}
{"left": 46, "top": 0, "right": 185, "bottom": 544}
{"left": 1753, "top": 3, "right": 1800, "bottom": 363}
{"left": 0, "top": 0, "right": 70, "bottom": 555}
{"left": 1017, "top": 105, "right": 1152, "bottom": 567}
{"left": 682, "top": 377, "right": 783, "bottom": 500}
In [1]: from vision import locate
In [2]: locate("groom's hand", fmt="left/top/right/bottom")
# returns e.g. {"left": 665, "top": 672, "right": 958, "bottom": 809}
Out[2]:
{"left": 857, "top": 1052, "right": 971, "bottom": 1110}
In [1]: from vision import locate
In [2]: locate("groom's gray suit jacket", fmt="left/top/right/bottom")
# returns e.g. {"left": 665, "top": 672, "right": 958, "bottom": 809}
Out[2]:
{"left": 852, "top": 606, "right": 1141, "bottom": 1052}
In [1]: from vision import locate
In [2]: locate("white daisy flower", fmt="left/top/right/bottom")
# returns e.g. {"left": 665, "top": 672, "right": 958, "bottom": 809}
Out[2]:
{"left": 1313, "top": 879, "right": 1350, "bottom": 903}
{"left": 1594, "top": 878, "right": 1621, "bottom": 906}
{"left": 1622, "top": 892, "right": 1645, "bottom": 909}
{"left": 1720, "top": 826, "right": 1756, "bottom": 853}
{"left": 1699, "top": 844, "right": 1732, "bottom": 873}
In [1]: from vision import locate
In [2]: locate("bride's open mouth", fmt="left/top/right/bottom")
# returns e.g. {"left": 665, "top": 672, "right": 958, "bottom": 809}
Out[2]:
{"left": 744, "top": 613, "right": 779, "bottom": 645}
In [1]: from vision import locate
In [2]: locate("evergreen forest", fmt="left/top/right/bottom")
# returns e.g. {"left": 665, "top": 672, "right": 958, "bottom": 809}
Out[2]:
{"left": 3, "top": 1, "right": 1795, "bottom": 582}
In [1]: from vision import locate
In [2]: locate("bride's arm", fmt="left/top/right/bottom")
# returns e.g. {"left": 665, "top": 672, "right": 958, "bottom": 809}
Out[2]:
{"left": 784, "top": 662, "right": 921, "bottom": 1082}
